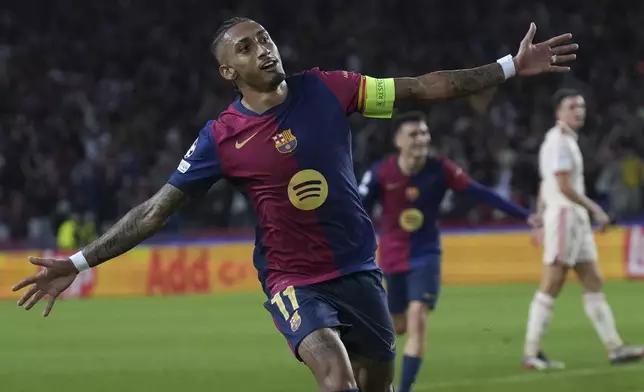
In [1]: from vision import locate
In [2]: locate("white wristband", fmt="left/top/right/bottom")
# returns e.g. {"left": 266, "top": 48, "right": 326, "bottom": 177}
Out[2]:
{"left": 496, "top": 54, "right": 516, "bottom": 80}
{"left": 69, "top": 251, "right": 91, "bottom": 272}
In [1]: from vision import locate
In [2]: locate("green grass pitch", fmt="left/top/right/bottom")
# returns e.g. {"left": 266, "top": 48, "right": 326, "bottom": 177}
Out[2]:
{"left": 1, "top": 281, "right": 643, "bottom": 392}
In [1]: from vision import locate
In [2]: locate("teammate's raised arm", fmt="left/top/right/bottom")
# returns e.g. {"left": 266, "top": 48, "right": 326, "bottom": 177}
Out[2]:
{"left": 441, "top": 158, "right": 536, "bottom": 224}
{"left": 394, "top": 23, "right": 578, "bottom": 102}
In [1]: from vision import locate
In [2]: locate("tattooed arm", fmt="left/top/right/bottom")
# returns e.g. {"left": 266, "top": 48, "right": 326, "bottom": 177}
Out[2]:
{"left": 393, "top": 23, "right": 578, "bottom": 103}
{"left": 11, "top": 183, "right": 190, "bottom": 316}
{"left": 11, "top": 124, "right": 224, "bottom": 315}
{"left": 394, "top": 63, "right": 505, "bottom": 102}
{"left": 83, "top": 184, "right": 187, "bottom": 267}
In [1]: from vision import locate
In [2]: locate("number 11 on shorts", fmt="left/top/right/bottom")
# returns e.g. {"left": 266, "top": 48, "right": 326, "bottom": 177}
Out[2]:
{"left": 271, "top": 285, "right": 299, "bottom": 320}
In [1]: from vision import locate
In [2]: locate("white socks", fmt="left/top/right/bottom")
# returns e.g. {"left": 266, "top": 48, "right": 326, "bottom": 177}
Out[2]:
{"left": 525, "top": 291, "right": 624, "bottom": 357}
{"left": 583, "top": 292, "right": 624, "bottom": 351}
{"left": 524, "top": 292, "right": 554, "bottom": 357}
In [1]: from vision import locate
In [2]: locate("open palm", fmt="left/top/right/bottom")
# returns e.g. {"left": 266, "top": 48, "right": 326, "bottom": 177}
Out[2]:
{"left": 515, "top": 23, "right": 578, "bottom": 76}
{"left": 12, "top": 257, "right": 78, "bottom": 317}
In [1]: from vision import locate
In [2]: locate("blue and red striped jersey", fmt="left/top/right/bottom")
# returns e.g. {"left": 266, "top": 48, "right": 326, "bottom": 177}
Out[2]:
{"left": 359, "top": 155, "right": 471, "bottom": 273}
{"left": 169, "top": 68, "right": 391, "bottom": 296}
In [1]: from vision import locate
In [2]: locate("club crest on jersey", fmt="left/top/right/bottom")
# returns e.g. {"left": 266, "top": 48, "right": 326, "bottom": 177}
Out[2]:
{"left": 272, "top": 129, "right": 298, "bottom": 154}
{"left": 405, "top": 187, "right": 420, "bottom": 201}
{"left": 290, "top": 310, "right": 302, "bottom": 332}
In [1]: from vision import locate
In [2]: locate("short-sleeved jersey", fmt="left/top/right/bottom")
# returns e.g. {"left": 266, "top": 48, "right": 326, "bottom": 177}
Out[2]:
{"left": 538, "top": 122, "right": 586, "bottom": 213}
{"left": 359, "top": 155, "right": 471, "bottom": 273}
{"left": 169, "top": 68, "right": 395, "bottom": 296}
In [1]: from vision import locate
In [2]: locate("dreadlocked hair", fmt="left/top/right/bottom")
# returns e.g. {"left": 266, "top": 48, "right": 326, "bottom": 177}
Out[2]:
{"left": 210, "top": 16, "right": 252, "bottom": 97}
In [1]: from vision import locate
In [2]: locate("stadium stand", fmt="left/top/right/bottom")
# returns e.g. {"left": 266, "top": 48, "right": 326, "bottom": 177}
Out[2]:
{"left": 1, "top": 0, "right": 643, "bottom": 247}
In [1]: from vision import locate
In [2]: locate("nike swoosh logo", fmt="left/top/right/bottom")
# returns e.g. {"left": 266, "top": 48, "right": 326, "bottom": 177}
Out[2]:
{"left": 385, "top": 183, "right": 402, "bottom": 190}
{"left": 235, "top": 131, "right": 260, "bottom": 149}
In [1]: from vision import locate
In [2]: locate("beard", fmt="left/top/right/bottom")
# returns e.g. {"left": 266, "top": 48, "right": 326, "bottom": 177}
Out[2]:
{"left": 239, "top": 70, "right": 286, "bottom": 93}
{"left": 266, "top": 71, "right": 286, "bottom": 89}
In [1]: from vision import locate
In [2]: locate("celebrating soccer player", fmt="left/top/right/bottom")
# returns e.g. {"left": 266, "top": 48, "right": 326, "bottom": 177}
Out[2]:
{"left": 359, "top": 111, "right": 541, "bottom": 392}
{"left": 13, "top": 18, "right": 576, "bottom": 392}
{"left": 522, "top": 89, "right": 644, "bottom": 370}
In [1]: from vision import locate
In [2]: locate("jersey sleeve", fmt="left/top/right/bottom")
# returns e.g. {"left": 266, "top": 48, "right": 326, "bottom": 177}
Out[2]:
{"left": 167, "top": 124, "right": 223, "bottom": 197}
{"left": 442, "top": 158, "right": 472, "bottom": 192}
{"left": 358, "top": 163, "right": 381, "bottom": 212}
{"left": 553, "top": 137, "right": 574, "bottom": 173}
{"left": 311, "top": 68, "right": 395, "bottom": 119}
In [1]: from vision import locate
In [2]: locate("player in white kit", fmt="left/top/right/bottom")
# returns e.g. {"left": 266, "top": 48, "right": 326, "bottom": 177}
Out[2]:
{"left": 522, "top": 89, "right": 644, "bottom": 370}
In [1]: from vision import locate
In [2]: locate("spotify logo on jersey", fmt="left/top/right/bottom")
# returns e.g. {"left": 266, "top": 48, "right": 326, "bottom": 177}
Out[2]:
{"left": 288, "top": 170, "right": 328, "bottom": 211}
{"left": 399, "top": 208, "right": 424, "bottom": 232}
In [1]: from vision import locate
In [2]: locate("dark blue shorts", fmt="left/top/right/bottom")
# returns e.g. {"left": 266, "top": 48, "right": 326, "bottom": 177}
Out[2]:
{"left": 384, "top": 257, "right": 441, "bottom": 314}
{"left": 264, "top": 270, "right": 396, "bottom": 362}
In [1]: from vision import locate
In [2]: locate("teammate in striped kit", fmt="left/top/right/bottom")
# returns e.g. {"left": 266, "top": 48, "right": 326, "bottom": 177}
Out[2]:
{"left": 360, "top": 111, "right": 540, "bottom": 392}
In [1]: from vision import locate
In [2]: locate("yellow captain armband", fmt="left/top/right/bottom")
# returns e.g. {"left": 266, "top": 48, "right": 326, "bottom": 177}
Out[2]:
{"left": 357, "top": 76, "right": 395, "bottom": 119}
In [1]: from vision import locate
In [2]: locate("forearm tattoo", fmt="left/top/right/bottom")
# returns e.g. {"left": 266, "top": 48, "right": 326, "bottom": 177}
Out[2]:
{"left": 395, "top": 63, "right": 505, "bottom": 102}
{"left": 432, "top": 63, "right": 505, "bottom": 98}
{"left": 83, "top": 184, "right": 187, "bottom": 267}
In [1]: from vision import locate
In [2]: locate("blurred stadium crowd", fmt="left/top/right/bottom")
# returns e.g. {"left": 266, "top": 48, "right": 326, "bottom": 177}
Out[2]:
{"left": 1, "top": 0, "right": 643, "bottom": 247}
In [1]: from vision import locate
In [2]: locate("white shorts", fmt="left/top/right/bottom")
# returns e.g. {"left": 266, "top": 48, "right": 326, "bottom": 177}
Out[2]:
{"left": 543, "top": 206, "right": 598, "bottom": 266}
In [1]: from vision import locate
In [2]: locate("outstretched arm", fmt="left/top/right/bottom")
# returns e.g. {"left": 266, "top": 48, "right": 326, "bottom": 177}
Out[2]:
{"left": 394, "top": 23, "right": 577, "bottom": 102}
{"left": 11, "top": 184, "right": 189, "bottom": 316}
{"left": 394, "top": 63, "right": 505, "bottom": 101}
{"left": 82, "top": 125, "right": 223, "bottom": 267}
{"left": 82, "top": 184, "right": 187, "bottom": 267}
{"left": 12, "top": 124, "right": 223, "bottom": 316}
{"left": 463, "top": 182, "right": 530, "bottom": 220}
{"left": 441, "top": 158, "right": 530, "bottom": 221}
